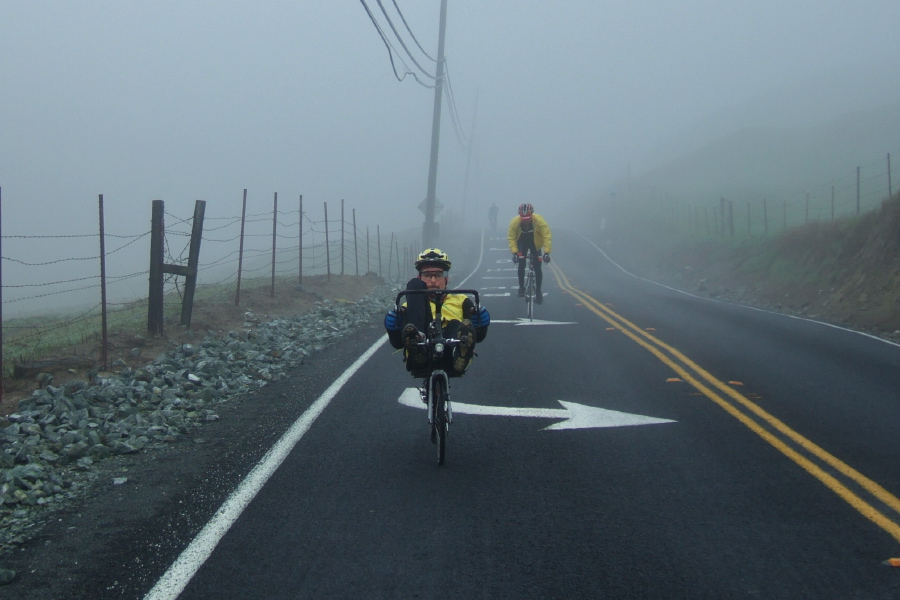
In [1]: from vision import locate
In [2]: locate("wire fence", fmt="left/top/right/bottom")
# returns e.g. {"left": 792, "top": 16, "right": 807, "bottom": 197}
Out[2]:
{"left": 613, "top": 150, "right": 898, "bottom": 242}
{"left": 0, "top": 189, "right": 421, "bottom": 387}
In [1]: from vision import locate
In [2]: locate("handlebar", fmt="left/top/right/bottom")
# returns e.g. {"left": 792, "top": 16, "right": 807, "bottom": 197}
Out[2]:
{"left": 394, "top": 289, "right": 481, "bottom": 360}
{"left": 394, "top": 288, "right": 481, "bottom": 310}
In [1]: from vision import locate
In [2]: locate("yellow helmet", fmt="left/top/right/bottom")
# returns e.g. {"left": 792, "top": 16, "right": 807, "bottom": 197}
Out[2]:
{"left": 415, "top": 248, "right": 451, "bottom": 272}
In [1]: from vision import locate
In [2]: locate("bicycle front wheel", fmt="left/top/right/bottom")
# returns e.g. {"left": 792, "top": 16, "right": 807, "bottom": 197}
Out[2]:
{"left": 432, "top": 376, "right": 448, "bottom": 465}
{"left": 525, "top": 274, "right": 535, "bottom": 321}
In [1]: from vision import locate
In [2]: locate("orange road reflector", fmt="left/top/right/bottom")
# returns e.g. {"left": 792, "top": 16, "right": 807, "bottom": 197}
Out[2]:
{"left": 886, "top": 558, "right": 900, "bottom": 567}
{"left": 606, "top": 327, "right": 616, "bottom": 331}
{"left": 666, "top": 378, "right": 682, "bottom": 383}
{"left": 728, "top": 381, "right": 744, "bottom": 386}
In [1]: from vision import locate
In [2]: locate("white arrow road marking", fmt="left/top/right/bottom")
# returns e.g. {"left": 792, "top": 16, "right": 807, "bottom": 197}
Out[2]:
{"left": 483, "top": 293, "right": 512, "bottom": 297}
{"left": 399, "top": 389, "right": 676, "bottom": 430}
{"left": 491, "top": 318, "right": 577, "bottom": 325}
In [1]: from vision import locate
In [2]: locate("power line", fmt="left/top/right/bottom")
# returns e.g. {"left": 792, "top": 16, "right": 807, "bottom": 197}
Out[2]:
{"left": 361, "top": 0, "right": 470, "bottom": 151}
{"left": 375, "top": 0, "right": 435, "bottom": 79}
{"left": 443, "top": 62, "right": 470, "bottom": 151}
{"left": 389, "top": 0, "right": 436, "bottom": 62}
{"left": 359, "top": 0, "right": 435, "bottom": 88}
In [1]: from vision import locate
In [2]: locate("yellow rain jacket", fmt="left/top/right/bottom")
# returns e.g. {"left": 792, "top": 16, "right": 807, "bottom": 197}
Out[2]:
{"left": 508, "top": 213, "right": 552, "bottom": 255}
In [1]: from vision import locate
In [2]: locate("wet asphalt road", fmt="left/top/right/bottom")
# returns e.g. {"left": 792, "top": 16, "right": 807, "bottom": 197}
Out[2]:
{"left": 4, "top": 229, "right": 900, "bottom": 600}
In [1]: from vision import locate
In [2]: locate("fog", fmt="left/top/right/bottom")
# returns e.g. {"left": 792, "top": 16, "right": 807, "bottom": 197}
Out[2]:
{"left": 2, "top": 1, "right": 899, "bottom": 313}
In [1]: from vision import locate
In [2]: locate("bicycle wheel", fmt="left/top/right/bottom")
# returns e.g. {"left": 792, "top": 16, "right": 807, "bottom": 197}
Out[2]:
{"left": 432, "top": 376, "right": 448, "bottom": 465}
{"left": 525, "top": 271, "right": 535, "bottom": 321}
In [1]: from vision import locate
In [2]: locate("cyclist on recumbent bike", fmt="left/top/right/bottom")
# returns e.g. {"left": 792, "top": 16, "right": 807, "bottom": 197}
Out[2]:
{"left": 384, "top": 248, "right": 490, "bottom": 376}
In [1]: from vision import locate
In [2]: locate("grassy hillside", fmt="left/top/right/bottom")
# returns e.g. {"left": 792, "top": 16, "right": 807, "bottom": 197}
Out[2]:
{"left": 611, "top": 193, "right": 900, "bottom": 338}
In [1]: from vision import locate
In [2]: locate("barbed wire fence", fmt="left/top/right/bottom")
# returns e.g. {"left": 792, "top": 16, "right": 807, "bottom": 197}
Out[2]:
{"left": 0, "top": 188, "right": 418, "bottom": 398}
{"left": 612, "top": 149, "right": 898, "bottom": 241}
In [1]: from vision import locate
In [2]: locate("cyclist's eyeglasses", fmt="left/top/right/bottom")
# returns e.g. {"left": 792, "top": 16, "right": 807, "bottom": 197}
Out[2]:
{"left": 419, "top": 270, "right": 446, "bottom": 280}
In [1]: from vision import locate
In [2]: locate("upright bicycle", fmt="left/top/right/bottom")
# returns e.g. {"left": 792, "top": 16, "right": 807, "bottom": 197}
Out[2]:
{"left": 395, "top": 288, "right": 481, "bottom": 465}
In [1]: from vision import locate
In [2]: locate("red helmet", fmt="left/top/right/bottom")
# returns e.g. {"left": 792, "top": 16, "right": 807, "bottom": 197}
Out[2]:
{"left": 518, "top": 203, "right": 534, "bottom": 217}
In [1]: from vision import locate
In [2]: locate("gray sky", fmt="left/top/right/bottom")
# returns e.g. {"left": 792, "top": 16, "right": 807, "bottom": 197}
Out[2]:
{"left": 2, "top": 1, "right": 900, "bottom": 305}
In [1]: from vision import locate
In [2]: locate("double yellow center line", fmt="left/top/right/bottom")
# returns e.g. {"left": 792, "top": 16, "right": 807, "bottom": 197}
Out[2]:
{"left": 550, "top": 262, "right": 900, "bottom": 545}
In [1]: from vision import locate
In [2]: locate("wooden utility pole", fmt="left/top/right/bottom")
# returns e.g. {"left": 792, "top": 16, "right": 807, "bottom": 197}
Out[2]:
{"left": 422, "top": 0, "right": 448, "bottom": 247}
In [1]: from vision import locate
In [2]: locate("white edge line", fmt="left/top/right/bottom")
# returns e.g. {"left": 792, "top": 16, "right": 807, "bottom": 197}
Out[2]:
{"left": 577, "top": 232, "right": 900, "bottom": 349}
{"left": 144, "top": 336, "right": 389, "bottom": 600}
{"left": 148, "top": 231, "right": 488, "bottom": 598}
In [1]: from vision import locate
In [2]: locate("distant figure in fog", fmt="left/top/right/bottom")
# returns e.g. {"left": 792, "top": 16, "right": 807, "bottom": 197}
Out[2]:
{"left": 488, "top": 203, "right": 498, "bottom": 231}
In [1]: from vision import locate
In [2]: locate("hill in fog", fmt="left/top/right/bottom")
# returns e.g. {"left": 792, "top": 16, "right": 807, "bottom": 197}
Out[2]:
{"left": 620, "top": 64, "right": 900, "bottom": 205}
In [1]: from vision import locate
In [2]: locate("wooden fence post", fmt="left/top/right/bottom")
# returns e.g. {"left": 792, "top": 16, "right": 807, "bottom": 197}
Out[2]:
{"left": 235, "top": 189, "right": 247, "bottom": 306}
{"left": 179, "top": 200, "right": 205, "bottom": 327}
{"left": 353, "top": 208, "right": 359, "bottom": 276}
{"left": 98, "top": 195, "right": 108, "bottom": 369}
{"left": 1, "top": 186, "right": 4, "bottom": 400}
{"left": 324, "top": 202, "right": 331, "bottom": 281}
{"left": 271, "top": 192, "right": 277, "bottom": 298}
{"left": 148, "top": 199, "right": 206, "bottom": 333}
{"left": 394, "top": 236, "right": 401, "bottom": 279}
{"left": 387, "top": 232, "right": 394, "bottom": 282}
{"left": 148, "top": 200, "right": 165, "bottom": 335}
{"left": 888, "top": 153, "right": 893, "bottom": 197}
{"left": 298, "top": 195, "right": 303, "bottom": 285}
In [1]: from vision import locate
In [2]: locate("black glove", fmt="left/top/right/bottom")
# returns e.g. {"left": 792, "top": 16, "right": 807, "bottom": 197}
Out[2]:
{"left": 543, "top": 254, "right": 550, "bottom": 264}
{"left": 511, "top": 253, "right": 519, "bottom": 264}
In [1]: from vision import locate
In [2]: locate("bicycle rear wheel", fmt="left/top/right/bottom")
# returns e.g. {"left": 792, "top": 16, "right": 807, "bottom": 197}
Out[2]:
{"left": 432, "top": 376, "right": 448, "bottom": 465}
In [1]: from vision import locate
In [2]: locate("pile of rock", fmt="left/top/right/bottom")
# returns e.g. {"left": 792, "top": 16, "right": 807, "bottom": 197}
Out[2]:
{"left": 0, "top": 286, "right": 396, "bottom": 560}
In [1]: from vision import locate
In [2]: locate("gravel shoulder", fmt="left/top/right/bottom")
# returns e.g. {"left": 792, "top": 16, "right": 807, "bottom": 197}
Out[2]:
{"left": 0, "top": 278, "right": 398, "bottom": 595}
{"left": 0, "top": 323, "right": 389, "bottom": 600}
